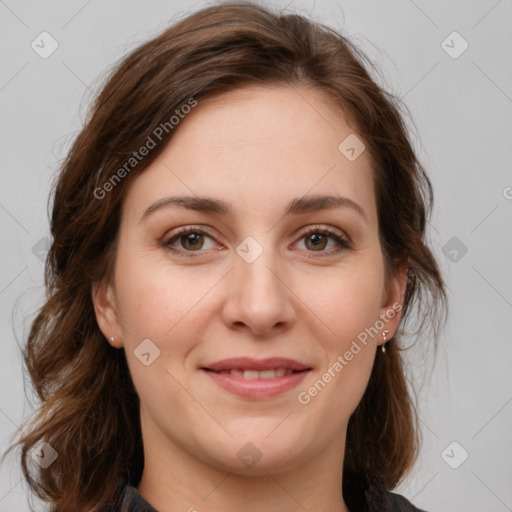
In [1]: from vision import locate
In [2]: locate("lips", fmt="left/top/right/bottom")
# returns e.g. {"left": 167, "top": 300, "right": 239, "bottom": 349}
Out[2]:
{"left": 218, "top": 368, "right": 294, "bottom": 379}
{"left": 201, "top": 357, "right": 312, "bottom": 373}
{"left": 200, "top": 357, "right": 312, "bottom": 398}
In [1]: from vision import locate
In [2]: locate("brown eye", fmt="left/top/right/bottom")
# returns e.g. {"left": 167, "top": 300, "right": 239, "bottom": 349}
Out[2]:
{"left": 295, "top": 227, "right": 351, "bottom": 256}
{"left": 162, "top": 227, "right": 216, "bottom": 257}
{"left": 304, "top": 232, "right": 329, "bottom": 251}
{"left": 180, "top": 232, "right": 204, "bottom": 251}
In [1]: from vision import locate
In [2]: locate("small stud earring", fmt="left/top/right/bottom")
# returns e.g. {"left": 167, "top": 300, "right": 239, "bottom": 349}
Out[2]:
{"left": 381, "top": 330, "right": 389, "bottom": 353}
{"left": 108, "top": 336, "right": 115, "bottom": 344}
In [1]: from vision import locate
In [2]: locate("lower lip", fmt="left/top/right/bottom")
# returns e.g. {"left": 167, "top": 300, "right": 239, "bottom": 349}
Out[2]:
{"left": 201, "top": 369, "right": 311, "bottom": 399}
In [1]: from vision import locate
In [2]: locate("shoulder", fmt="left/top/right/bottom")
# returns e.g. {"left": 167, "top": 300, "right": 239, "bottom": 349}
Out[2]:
{"left": 344, "top": 477, "right": 428, "bottom": 512}
{"left": 383, "top": 491, "right": 428, "bottom": 512}
{"left": 118, "top": 483, "right": 158, "bottom": 512}
{"left": 354, "top": 486, "right": 427, "bottom": 512}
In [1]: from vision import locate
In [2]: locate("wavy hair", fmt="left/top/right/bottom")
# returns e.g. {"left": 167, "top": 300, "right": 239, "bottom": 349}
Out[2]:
{"left": 4, "top": 1, "right": 447, "bottom": 510}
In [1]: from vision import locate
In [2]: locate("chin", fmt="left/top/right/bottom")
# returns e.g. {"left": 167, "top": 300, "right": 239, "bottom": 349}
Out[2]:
{"left": 198, "top": 432, "right": 309, "bottom": 476}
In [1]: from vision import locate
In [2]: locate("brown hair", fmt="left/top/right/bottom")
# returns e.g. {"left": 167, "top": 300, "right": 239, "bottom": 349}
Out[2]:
{"left": 4, "top": 1, "right": 447, "bottom": 510}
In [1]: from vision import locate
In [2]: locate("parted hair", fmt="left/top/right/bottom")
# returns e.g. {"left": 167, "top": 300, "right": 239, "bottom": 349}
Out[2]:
{"left": 4, "top": 1, "right": 447, "bottom": 510}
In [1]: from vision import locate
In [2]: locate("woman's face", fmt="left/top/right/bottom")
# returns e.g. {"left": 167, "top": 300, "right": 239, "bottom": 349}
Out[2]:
{"left": 93, "top": 85, "right": 405, "bottom": 475}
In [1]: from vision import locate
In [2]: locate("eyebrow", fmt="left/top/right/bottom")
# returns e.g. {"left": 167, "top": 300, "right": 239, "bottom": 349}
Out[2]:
{"left": 139, "top": 193, "right": 368, "bottom": 224}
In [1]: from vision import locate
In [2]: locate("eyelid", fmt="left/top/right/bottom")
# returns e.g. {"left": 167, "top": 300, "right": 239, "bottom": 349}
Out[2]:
{"left": 295, "top": 224, "right": 351, "bottom": 246}
{"left": 292, "top": 225, "right": 351, "bottom": 254}
{"left": 161, "top": 224, "right": 352, "bottom": 257}
{"left": 161, "top": 225, "right": 219, "bottom": 258}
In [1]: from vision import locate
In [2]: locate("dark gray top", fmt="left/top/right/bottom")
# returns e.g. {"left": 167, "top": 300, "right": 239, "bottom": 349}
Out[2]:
{"left": 120, "top": 484, "right": 158, "bottom": 511}
{"left": 119, "top": 483, "right": 427, "bottom": 512}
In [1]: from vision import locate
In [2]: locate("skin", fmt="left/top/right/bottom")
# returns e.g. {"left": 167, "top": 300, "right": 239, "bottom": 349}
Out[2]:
{"left": 92, "top": 85, "right": 407, "bottom": 512}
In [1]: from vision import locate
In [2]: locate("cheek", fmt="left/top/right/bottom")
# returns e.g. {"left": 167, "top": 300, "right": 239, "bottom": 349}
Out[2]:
{"left": 112, "top": 249, "right": 220, "bottom": 398}
{"left": 295, "top": 259, "right": 384, "bottom": 405}
{"left": 297, "top": 272, "right": 381, "bottom": 424}
{"left": 307, "top": 259, "right": 385, "bottom": 346}
{"left": 113, "top": 246, "right": 209, "bottom": 341}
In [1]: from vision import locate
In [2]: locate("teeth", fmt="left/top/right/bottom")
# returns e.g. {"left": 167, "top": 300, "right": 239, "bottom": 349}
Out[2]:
{"left": 227, "top": 368, "right": 293, "bottom": 379}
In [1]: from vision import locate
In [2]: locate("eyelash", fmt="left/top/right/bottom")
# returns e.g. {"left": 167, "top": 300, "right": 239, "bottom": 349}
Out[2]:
{"left": 161, "top": 225, "right": 351, "bottom": 259}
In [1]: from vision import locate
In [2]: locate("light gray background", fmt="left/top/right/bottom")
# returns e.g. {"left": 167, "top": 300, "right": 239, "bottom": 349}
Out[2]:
{"left": 1, "top": 1, "right": 511, "bottom": 511}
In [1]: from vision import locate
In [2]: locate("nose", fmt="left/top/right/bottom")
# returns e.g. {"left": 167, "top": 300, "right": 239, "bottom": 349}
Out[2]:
{"left": 221, "top": 239, "right": 296, "bottom": 337}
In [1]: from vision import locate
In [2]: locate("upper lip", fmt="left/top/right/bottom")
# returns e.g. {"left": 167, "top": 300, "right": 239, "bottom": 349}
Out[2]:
{"left": 201, "top": 357, "right": 312, "bottom": 372}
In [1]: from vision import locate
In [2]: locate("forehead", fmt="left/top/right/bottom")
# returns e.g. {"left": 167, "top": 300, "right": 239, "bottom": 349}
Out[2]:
{"left": 122, "top": 85, "right": 377, "bottom": 227}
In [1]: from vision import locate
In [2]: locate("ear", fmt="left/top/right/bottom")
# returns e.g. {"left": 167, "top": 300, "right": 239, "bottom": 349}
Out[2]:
{"left": 91, "top": 278, "right": 123, "bottom": 348}
{"left": 377, "top": 262, "right": 408, "bottom": 345}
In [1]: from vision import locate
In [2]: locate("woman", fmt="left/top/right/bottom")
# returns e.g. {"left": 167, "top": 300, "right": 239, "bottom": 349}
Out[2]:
{"left": 5, "top": 1, "right": 447, "bottom": 511}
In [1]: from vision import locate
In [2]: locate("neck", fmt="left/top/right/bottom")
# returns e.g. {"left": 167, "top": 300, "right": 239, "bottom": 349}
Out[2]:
{"left": 137, "top": 422, "right": 351, "bottom": 512}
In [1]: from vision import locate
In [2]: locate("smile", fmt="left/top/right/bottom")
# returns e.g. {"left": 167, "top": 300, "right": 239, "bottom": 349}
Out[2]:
{"left": 208, "top": 368, "right": 297, "bottom": 379}
{"left": 201, "top": 367, "right": 311, "bottom": 399}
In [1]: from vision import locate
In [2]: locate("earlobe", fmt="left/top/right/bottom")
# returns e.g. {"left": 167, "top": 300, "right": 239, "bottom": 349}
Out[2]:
{"left": 91, "top": 279, "right": 122, "bottom": 348}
